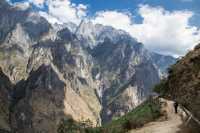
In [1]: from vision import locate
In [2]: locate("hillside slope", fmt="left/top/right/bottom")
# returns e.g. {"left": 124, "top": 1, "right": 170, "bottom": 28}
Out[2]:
{"left": 165, "top": 44, "right": 200, "bottom": 121}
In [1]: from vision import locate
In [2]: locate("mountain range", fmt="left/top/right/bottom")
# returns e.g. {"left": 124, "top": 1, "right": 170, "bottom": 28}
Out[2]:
{"left": 0, "top": 1, "right": 176, "bottom": 132}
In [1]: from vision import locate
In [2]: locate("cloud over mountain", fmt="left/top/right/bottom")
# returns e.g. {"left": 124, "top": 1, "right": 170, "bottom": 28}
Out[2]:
{"left": 9, "top": 0, "right": 200, "bottom": 57}
{"left": 37, "top": 0, "right": 88, "bottom": 24}
{"left": 29, "top": 0, "right": 45, "bottom": 7}
{"left": 93, "top": 5, "right": 200, "bottom": 57}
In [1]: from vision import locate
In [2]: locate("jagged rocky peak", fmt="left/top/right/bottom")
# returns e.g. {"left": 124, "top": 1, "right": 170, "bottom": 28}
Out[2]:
{"left": 0, "top": 1, "right": 51, "bottom": 45}
{"left": 0, "top": 1, "right": 53, "bottom": 83}
{"left": 53, "top": 22, "right": 77, "bottom": 33}
{"left": 75, "top": 20, "right": 96, "bottom": 35}
{"left": 75, "top": 20, "right": 135, "bottom": 49}
{"left": 0, "top": 1, "right": 28, "bottom": 44}
{"left": 23, "top": 12, "right": 52, "bottom": 41}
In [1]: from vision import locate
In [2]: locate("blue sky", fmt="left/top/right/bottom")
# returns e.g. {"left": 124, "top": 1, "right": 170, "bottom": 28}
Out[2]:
{"left": 9, "top": 0, "right": 200, "bottom": 56}
{"left": 73, "top": 0, "right": 200, "bottom": 26}
{"left": 71, "top": 0, "right": 200, "bottom": 12}
{"left": 11, "top": 0, "right": 200, "bottom": 26}
{"left": 12, "top": 0, "right": 200, "bottom": 12}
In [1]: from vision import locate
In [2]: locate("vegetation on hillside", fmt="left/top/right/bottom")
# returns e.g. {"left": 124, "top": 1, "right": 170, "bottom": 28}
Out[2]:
{"left": 57, "top": 98, "right": 162, "bottom": 133}
{"left": 153, "top": 79, "right": 168, "bottom": 96}
{"left": 57, "top": 118, "right": 97, "bottom": 133}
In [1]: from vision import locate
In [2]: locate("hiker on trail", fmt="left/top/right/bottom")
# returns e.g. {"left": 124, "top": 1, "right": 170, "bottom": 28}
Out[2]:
{"left": 174, "top": 102, "right": 178, "bottom": 114}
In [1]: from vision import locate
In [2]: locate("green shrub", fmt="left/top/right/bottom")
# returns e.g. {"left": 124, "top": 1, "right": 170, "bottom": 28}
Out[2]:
{"left": 100, "top": 98, "right": 161, "bottom": 133}
{"left": 57, "top": 99, "right": 161, "bottom": 133}
{"left": 57, "top": 118, "right": 100, "bottom": 133}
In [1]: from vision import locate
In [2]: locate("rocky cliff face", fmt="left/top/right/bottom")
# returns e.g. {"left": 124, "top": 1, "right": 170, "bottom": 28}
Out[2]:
{"left": 0, "top": 68, "right": 12, "bottom": 131}
{"left": 164, "top": 44, "right": 200, "bottom": 121}
{"left": 11, "top": 64, "right": 100, "bottom": 133}
{"left": 151, "top": 53, "right": 177, "bottom": 78}
{"left": 0, "top": 3, "right": 52, "bottom": 83}
{"left": 89, "top": 37, "right": 160, "bottom": 122}
{"left": 0, "top": 0, "right": 176, "bottom": 132}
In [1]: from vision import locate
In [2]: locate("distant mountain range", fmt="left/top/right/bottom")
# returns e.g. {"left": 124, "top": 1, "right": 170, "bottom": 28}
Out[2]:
{"left": 0, "top": 1, "right": 176, "bottom": 132}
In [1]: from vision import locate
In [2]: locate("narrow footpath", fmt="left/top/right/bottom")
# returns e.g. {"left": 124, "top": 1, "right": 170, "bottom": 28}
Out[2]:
{"left": 130, "top": 99, "right": 186, "bottom": 133}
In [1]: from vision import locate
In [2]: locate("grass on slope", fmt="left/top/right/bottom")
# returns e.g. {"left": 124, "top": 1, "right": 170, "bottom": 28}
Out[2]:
{"left": 57, "top": 98, "right": 162, "bottom": 133}
{"left": 100, "top": 98, "right": 161, "bottom": 133}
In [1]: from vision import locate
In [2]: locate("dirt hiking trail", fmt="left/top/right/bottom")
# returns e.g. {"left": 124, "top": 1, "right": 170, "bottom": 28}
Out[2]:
{"left": 130, "top": 98, "right": 187, "bottom": 133}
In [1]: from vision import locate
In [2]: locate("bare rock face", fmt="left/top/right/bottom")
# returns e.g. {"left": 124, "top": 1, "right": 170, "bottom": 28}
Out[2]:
{"left": 0, "top": 2, "right": 51, "bottom": 83}
{"left": 151, "top": 53, "right": 177, "bottom": 78}
{"left": 11, "top": 65, "right": 99, "bottom": 133}
{"left": 0, "top": 2, "right": 27, "bottom": 44}
{"left": 11, "top": 65, "right": 65, "bottom": 133}
{"left": 26, "top": 28, "right": 102, "bottom": 125}
{"left": 0, "top": 67, "right": 13, "bottom": 131}
{"left": 165, "top": 44, "right": 200, "bottom": 120}
{"left": 0, "top": 5, "right": 29, "bottom": 83}
{"left": 90, "top": 38, "right": 160, "bottom": 122}
{"left": 0, "top": 23, "right": 30, "bottom": 83}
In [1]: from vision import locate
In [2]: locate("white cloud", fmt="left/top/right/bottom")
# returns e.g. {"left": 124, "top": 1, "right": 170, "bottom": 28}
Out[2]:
{"left": 40, "top": 0, "right": 87, "bottom": 25}
{"left": 12, "top": 2, "right": 30, "bottom": 10}
{"left": 92, "top": 11, "right": 132, "bottom": 31}
{"left": 93, "top": 5, "right": 200, "bottom": 57}
{"left": 77, "top": 4, "right": 87, "bottom": 18}
{"left": 39, "top": 11, "right": 62, "bottom": 24}
{"left": 22, "top": 0, "right": 88, "bottom": 25}
{"left": 10, "top": 1, "right": 31, "bottom": 10}
{"left": 131, "top": 5, "right": 200, "bottom": 56}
